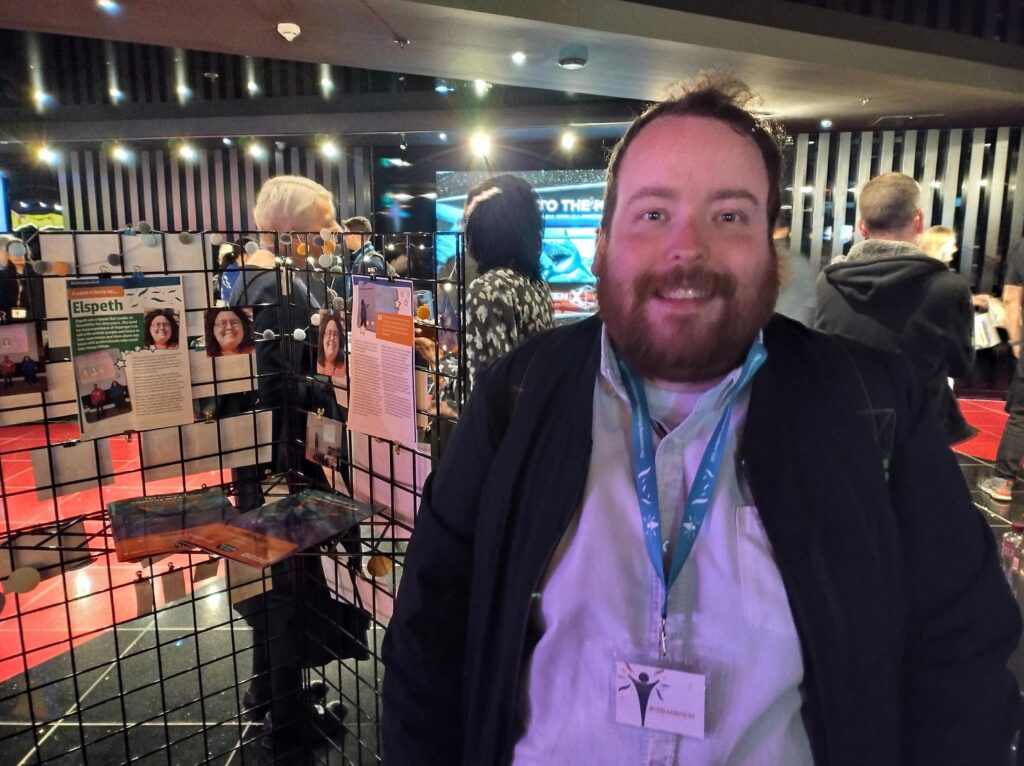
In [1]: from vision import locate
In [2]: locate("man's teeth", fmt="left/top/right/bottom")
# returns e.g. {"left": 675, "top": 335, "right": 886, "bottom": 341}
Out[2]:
{"left": 662, "top": 287, "right": 707, "bottom": 300}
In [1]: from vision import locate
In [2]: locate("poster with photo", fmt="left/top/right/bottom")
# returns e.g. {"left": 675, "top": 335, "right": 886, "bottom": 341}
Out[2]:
{"left": 202, "top": 307, "right": 256, "bottom": 357}
{"left": 347, "top": 275, "right": 416, "bottom": 448}
{"left": 305, "top": 411, "right": 345, "bottom": 469}
{"left": 0, "top": 323, "right": 47, "bottom": 396}
{"left": 67, "top": 275, "right": 193, "bottom": 440}
{"left": 316, "top": 307, "right": 347, "bottom": 407}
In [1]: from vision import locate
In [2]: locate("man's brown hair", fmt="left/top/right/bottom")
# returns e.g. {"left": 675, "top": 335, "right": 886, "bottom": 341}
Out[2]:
{"left": 857, "top": 172, "right": 921, "bottom": 235}
{"left": 343, "top": 216, "right": 372, "bottom": 234}
{"left": 600, "top": 73, "right": 785, "bottom": 238}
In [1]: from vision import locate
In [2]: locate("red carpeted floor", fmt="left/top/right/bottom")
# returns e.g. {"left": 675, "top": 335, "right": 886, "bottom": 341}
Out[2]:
{"left": 956, "top": 398, "right": 1008, "bottom": 462}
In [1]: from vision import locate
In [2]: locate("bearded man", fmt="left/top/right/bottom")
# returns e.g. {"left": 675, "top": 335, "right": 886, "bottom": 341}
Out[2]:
{"left": 381, "top": 76, "right": 1020, "bottom": 766}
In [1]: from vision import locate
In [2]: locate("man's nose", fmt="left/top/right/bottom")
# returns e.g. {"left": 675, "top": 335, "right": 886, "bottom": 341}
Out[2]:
{"left": 666, "top": 215, "right": 705, "bottom": 263}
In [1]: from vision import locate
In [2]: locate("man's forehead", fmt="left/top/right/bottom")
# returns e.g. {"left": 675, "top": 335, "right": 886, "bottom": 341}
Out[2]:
{"left": 617, "top": 115, "right": 768, "bottom": 189}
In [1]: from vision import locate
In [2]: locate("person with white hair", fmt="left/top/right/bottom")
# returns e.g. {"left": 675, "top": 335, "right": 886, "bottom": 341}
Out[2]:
{"left": 228, "top": 175, "right": 346, "bottom": 755}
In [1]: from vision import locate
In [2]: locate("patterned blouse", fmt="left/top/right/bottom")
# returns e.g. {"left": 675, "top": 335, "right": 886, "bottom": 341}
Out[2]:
{"left": 466, "top": 267, "right": 553, "bottom": 389}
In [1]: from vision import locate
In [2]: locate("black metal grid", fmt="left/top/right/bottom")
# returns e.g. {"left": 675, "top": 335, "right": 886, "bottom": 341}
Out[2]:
{"left": 0, "top": 228, "right": 466, "bottom": 765}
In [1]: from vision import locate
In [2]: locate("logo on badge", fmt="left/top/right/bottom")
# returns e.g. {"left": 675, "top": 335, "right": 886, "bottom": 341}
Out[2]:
{"left": 616, "top": 662, "right": 668, "bottom": 726}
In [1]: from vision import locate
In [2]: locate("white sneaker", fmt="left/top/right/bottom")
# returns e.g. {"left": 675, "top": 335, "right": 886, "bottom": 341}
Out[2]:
{"left": 979, "top": 476, "right": 1013, "bottom": 502}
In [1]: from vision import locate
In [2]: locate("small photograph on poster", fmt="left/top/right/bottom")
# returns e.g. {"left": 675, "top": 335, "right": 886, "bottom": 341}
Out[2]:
{"left": 76, "top": 348, "right": 131, "bottom": 421}
{"left": 316, "top": 308, "right": 348, "bottom": 406}
{"left": 68, "top": 275, "right": 194, "bottom": 440}
{"left": 0, "top": 323, "right": 47, "bottom": 396}
{"left": 203, "top": 307, "right": 255, "bottom": 357}
{"left": 143, "top": 308, "right": 181, "bottom": 350}
{"left": 305, "top": 411, "right": 345, "bottom": 469}
{"left": 355, "top": 284, "right": 375, "bottom": 335}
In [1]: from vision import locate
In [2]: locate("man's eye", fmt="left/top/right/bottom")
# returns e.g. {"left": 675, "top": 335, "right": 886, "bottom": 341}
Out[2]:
{"left": 642, "top": 210, "right": 663, "bottom": 222}
{"left": 720, "top": 212, "right": 741, "bottom": 223}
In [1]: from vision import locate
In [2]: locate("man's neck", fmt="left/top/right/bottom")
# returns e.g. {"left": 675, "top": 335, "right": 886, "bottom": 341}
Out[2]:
{"left": 645, "top": 375, "right": 724, "bottom": 393}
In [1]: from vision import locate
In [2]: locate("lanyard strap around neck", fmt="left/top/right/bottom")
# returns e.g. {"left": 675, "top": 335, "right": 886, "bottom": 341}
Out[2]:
{"left": 615, "top": 341, "right": 766, "bottom": 620}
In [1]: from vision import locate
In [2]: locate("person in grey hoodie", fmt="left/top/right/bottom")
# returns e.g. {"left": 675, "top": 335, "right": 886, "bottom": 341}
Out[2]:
{"left": 815, "top": 172, "right": 975, "bottom": 445}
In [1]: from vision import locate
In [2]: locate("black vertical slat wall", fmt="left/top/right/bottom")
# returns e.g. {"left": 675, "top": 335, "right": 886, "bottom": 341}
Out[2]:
{"left": 784, "top": 126, "right": 1024, "bottom": 293}
{"left": 56, "top": 145, "right": 374, "bottom": 235}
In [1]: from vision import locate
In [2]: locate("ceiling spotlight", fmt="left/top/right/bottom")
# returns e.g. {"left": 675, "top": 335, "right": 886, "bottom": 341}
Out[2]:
{"left": 32, "top": 89, "right": 51, "bottom": 109}
{"left": 434, "top": 79, "right": 455, "bottom": 95}
{"left": 473, "top": 79, "right": 491, "bottom": 97}
{"left": 420, "top": 192, "right": 438, "bottom": 200}
{"left": 222, "top": 137, "right": 232, "bottom": 146}
{"left": 54, "top": 203, "right": 63, "bottom": 211}
{"left": 111, "top": 144, "right": 132, "bottom": 163}
{"left": 511, "top": 51, "right": 527, "bottom": 65}
{"left": 560, "top": 131, "right": 577, "bottom": 151}
{"left": 438, "top": 132, "right": 448, "bottom": 142}
{"left": 108, "top": 86, "right": 124, "bottom": 103}
{"left": 557, "top": 43, "right": 589, "bottom": 70}
{"left": 176, "top": 84, "right": 191, "bottom": 100}
{"left": 321, "top": 141, "right": 339, "bottom": 159}
{"left": 36, "top": 145, "right": 59, "bottom": 165}
{"left": 391, "top": 193, "right": 414, "bottom": 202}
{"left": 820, "top": 119, "right": 833, "bottom": 129}
{"left": 247, "top": 142, "right": 266, "bottom": 159}
{"left": 470, "top": 131, "right": 491, "bottom": 158}
{"left": 247, "top": 80, "right": 259, "bottom": 95}
{"left": 97, "top": 0, "right": 120, "bottom": 13}
{"left": 178, "top": 143, "right": 196, "bottom": 161}
{"left": 399, "top": 133, "right": 408, "bottom": 151}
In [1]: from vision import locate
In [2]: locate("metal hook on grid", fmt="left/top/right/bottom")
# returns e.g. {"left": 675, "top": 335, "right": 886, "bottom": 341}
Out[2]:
{"left": 203, "top": 411, "right": 215, "bottom": 424}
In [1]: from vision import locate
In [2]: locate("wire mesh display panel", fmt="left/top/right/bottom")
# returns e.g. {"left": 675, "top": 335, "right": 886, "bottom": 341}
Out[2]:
{"left": 0, "top": 228, "right": 466, "bottom": 765}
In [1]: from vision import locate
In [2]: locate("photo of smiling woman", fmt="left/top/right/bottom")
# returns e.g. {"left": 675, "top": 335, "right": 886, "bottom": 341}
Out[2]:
{"left": 143, "top": 308, "right": 180, "bottom": 350}
{"left": 204, "top": 307, "right": 255, "bottom": 357}
{"left": 316, "top": 309, "right": 346, "bottom": 379}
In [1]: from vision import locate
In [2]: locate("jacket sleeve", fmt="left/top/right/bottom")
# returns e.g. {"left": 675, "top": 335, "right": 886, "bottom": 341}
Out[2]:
{"left": 887, "top": 354, "right": 1021, "bottom": 764}
{"left": 380, "top": 361, "right": 508, "bottom": 765}
{"left": 940, "top": 275, "right": 975, "bottom": 379}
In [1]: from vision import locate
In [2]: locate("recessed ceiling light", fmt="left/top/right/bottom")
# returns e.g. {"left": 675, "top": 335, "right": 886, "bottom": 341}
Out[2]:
{"left": 111, "top": 144, "right": 131, "bottom": 163}
{"left": 36, "top": 145, "right": 59, "bottom": 165}
{"left": 247, "top": 142, "right": 265, "bottom": 159}
{"left": 470, "top": 132, "right": 491, "bottom": 158}
{"left": 511, "top": 51, "right": 527, "bottom": 65}
{"left": 321, "top": 141, "right": 339, "bottom": 159}
{"left": 97, "top": 0, "right": 120, "bottom": 13}
{"left": 438, "top": 132, "right": 448, "bottom": 142}
{"left": 557, "top": 43, "right": 588, "bottom": 70}
{"left": 178, "top": 143, "right": 196, "bottom": 161}
{"left": 473, "top": 80, "right": 491, "bottom": 97}
{"left": 820, "top": 119, "right": 833, "bottom": 129}
{"left": 560, "top": 131, "right": 577, "bottom": 151}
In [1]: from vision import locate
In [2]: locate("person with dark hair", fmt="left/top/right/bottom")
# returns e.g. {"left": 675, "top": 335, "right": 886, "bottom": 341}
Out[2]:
{"left": 462, "top": 174, "right": 554, "bottom": 388}
{"left": 317, "top": 309, "right": 345, "bottom": 378}
{"left": 815, "top": 172, "right": 975, "bottom": 445}
{"left": 342, "top": 216, "right": 389, "bottom": 277}
{"left": 143, "top": 309, "right": 179, "bottom": 350}
{"left": 203, "top": 308, "right": 255, "bottom": 357}
{"left": 382, "top": 74, "right": 1020, "bottom": 765}
{"left": 217, "top": 242, "right": 243, "bottom": 302}
{"left": 0, "top": 356, "right": 15, "bottom": 388}
{"left": 19, "top": 355, "right": 38, "bottom": 384}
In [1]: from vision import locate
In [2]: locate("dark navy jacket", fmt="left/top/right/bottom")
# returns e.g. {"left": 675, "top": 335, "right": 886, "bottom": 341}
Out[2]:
{"left": 382, "top": 314, "right": 1020, "bottom": 766}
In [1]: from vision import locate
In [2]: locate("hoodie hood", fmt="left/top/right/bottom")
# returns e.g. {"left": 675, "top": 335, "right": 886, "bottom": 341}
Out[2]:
{"left": 822, "top": 239, "right": 947, "bottom": 308}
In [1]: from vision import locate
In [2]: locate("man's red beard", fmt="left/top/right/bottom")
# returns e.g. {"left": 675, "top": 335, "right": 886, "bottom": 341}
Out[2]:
{"left": 598, "top": 253, "right": 779, "bottom": 383}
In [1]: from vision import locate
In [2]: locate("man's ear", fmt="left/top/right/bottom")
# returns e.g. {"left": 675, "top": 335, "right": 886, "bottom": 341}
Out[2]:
{"left": 912, "top": 209, "right": 924, "bottom": 236}
{"left": 857, "top": 218, "right": 870, "bottom": 239}
{"left": 592, "top": 227, "right": 607, "bottom": 277}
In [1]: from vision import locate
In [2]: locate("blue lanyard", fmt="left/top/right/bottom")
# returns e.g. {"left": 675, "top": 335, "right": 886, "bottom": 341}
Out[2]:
{"left": 615, "top": 341, "right": 766, "bottom": 638}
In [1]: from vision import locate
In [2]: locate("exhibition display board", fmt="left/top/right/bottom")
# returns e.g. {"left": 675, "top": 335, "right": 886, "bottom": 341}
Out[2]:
{"left": 0, "top": 228, "right": 465, "bottom": 764}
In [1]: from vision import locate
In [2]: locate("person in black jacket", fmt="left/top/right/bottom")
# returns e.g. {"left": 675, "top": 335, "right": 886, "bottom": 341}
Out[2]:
{"left": 381, "top": 75, "right": 1020, "bottom": 766}
{"left": 814, "top": 172, "right": 975, "bottom": 445}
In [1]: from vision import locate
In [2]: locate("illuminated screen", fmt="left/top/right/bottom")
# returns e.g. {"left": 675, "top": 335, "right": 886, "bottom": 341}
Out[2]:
{"left": 435, "top": 169, "right": 605, "bottom": 285}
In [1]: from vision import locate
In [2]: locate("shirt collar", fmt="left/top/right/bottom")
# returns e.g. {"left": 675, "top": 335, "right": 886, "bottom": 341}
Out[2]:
{"left": 598, "top": 326, "right": 763, "bottom": 412}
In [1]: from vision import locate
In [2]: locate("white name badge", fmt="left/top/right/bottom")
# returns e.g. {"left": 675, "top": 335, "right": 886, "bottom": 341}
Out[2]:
{"left": 613, "top": 660, "right": 706, "bottom": 739}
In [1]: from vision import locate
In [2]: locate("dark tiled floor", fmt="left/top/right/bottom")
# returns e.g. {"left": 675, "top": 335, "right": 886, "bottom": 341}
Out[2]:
{"left": 1, "top": 578, "right": 382, "bottom": 765}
